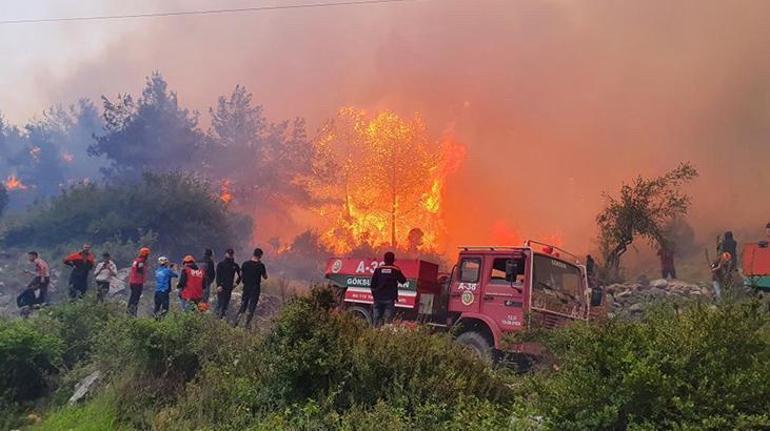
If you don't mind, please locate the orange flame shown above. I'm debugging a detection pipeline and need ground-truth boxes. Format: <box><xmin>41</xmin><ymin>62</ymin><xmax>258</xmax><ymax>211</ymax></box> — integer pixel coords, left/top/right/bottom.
<box><xmin>219</xmin><ymin>179</ymin><xmax>233</xmax><ymax>205</ymax></box>
<box><xmin>307</xmin><ymin>108</ymin><xmax>466</xmax><ymax>254</ymax></box>
<box><xmin>4</xmin><ymin>174</ymin><xmax>27</xmax><ymax>191</ymax></box>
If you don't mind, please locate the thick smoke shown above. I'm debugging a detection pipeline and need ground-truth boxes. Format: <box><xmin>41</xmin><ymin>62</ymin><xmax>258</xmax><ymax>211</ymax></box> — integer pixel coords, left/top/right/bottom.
<box><xmin>3</xmin><ymin>0</ymin><xmax>770</xmax><ymax>260</ymax></box>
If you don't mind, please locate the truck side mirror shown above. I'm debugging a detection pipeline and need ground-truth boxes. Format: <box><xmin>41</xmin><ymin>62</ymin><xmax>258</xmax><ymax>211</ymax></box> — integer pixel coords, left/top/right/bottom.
<box><xmin>506</xmin><ymin>260</ymin><xmax>523</xmax><ymax>293</ymax></box>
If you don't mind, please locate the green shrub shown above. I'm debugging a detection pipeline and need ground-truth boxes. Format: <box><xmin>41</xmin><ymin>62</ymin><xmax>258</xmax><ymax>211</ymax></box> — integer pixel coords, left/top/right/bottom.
<box><xmin>2</xmin><ymin>172</ymin><xmax>251</xmax><ymax>256</ymax></box>
<box><xmin>0</xmin><ymin>319</ymin><xmax>64</xmax><ymax>403</ymax></box>
<box><xmin>530</xmin><ymin>301</ymin><xmax>770</xmax><ymax>430</ymax></box>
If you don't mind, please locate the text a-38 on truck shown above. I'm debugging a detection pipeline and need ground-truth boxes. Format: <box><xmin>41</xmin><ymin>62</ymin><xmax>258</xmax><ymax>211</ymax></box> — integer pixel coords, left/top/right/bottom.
<box><xmin>324</xmin><ymin>240</ymin><xmax>608</xmax><ymax>365</ymax></box>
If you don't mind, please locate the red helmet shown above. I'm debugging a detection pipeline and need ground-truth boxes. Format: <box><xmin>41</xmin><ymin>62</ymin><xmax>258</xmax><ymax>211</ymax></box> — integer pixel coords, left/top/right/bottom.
<box><xmin>139</xmin><ymin>247</ymin><xmax>151</xmax><ymax>257</ymax></box>
<box><xmin>182</xmin><ymin>255</ymin><xmax>195</xmax><ymax>264</ymax></box>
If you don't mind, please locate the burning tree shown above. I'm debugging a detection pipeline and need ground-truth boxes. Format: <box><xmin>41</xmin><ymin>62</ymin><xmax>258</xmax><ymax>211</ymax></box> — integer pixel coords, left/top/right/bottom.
<box><xmin>596</xmin><ymin>162</ymin><xmax>699</xmax><ymax>281</ymax></box>
<box><xmin>304</xmin><ymin>108</ymin><xmax>464</xmax><ymax>253</ymax></box>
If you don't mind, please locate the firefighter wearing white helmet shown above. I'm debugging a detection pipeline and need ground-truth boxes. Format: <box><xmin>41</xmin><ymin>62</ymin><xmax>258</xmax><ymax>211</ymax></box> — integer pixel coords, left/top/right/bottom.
<box><xmin>154</xmin><ymin>256</ymin><xmax>178</xmax><ymax>318</ymax></box>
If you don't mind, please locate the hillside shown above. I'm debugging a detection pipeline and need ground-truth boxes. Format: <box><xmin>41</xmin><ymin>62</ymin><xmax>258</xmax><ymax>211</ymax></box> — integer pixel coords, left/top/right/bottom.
<box><xmin>2</xmin><ymin>286</ymin><xmax>770</xmax><ymax>430</ymax></box>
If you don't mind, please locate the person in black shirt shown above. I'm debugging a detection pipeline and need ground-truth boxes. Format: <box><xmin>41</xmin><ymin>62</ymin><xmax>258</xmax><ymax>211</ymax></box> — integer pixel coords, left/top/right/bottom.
<box><xmin>202</xmin><ymin>249</ymin><xmax>216</xmax><ymax>304</ymax></box>
<box><xmin>215</xmin><ymin>248</ymin><xmax>241</xmax><ymax>319</ymax></box>
<box><xmin>235</xmin><ymin>248</ymin><xmax>268</xmax><ymax>328</ymax></box>
<box><xmin>370</xmin><ymin>251</ymin><xmax>406</xmax><ymax>328</ymax></box>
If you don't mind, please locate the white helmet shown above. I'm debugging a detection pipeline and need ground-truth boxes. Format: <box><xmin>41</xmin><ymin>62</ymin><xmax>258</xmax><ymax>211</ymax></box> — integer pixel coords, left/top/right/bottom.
<box><xmin>158</xmin><ymin>256</ymin><xmax>169</xmax><ymax>265</ymax></box>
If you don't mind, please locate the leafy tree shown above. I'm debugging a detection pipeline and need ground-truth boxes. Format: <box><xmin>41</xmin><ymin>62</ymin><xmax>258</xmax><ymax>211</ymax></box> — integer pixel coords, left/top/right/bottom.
<box><xmin>0</xmin><ymin>184</ymin><xmax>7</xmax><ymax>217</ymax></box>
<box><xmin>204</xmin><ymin>85</ymin><xmax>311</xmax><ymax>214</ymax></box>
<box><xmin>2</xmin><ymin>172</ymin><xmax>251</xmax><ymax>256</ymax></box>
<box><xmin>596</xmin><ymin>162</ymin><xmax>698</xmax><ymax>281</ymax></box>
<box><xmin>89</xmin><ymin>72</ymin><xmax>204</xmax><ymax>181</ymax></box>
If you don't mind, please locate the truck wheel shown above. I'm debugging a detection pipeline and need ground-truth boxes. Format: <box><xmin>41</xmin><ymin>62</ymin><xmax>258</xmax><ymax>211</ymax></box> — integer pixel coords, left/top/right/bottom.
<box><xmin>456</xmin><ymin>331</ymin><xmax>493</xmax><ymax>363</ymax></box>
<box><xmin>347</xmin><ymin>305</ymin><xmax>372</xmax><ymax>325</ymax></box>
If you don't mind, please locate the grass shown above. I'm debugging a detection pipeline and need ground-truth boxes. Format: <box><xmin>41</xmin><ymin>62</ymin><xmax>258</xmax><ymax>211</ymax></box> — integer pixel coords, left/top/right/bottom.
<box><xmin>30</xmin><ymin>392</ymin><xmax>134</xmax><ymax>431</ymax></box>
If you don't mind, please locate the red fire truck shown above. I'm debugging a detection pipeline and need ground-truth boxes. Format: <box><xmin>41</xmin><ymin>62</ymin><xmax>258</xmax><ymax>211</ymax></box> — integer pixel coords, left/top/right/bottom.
<box><xmin>324</xmin><ymin>240</ymin><xmax>606</xmax><ymax>362</ymax></box>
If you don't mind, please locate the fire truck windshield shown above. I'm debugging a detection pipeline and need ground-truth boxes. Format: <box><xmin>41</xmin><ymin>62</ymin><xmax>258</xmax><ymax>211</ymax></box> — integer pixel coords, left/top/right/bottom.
<box><xmin>532</xmin><ymin>254</ymin><xmax>584</xmax><ymax>315</ymax></box>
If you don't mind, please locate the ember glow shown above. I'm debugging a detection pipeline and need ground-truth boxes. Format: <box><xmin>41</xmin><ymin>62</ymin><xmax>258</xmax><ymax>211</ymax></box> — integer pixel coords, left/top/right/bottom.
<box><xmin>61</xmin><ymin>152</ymin><xmax>74</xmax><ymax>163</ymax></box>
<box><xmin>4</xmin><ymin>174</ymin><xmax>28</xmax><ymax>191</ymax></box>
<box><xmin>305</xmin><ymin>108</ymin><xmax>466</xmax><ymax>254</ymax></box>
<box><xmin>219</xmin><ymin>179</ymin><xmax>233</xmax><ymax>206</ymax></box>
<box><xmin>29</xmin><ymin>146</ymin><xmax>41</xmax><ymax>161</ymax></box>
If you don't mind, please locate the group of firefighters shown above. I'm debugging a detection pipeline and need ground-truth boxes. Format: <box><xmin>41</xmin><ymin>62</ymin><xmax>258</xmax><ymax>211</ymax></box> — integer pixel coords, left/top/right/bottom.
<box><xmin>18</xmin><ymin>245</ymin><xmax>268</xmax><ymax>327</ymax></box>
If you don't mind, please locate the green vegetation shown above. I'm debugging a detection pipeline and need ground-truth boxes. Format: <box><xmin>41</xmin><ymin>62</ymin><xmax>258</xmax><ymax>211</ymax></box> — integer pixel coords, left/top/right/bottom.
<box><xmin>1</xmin><ymin>171</ymin><xmax>251</xmax><ymax>257</ymax></box>
<box><xmin>2</xmin><ymin>290</ymin><xmax>770</xmax><ymax>430</ymax></box>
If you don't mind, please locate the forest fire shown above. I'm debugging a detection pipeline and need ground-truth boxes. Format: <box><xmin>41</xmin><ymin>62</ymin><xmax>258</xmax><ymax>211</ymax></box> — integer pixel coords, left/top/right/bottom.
<box><xmin>305</xmin><ymin>108</ymin><xmax>466</xmax><ymax>254</ymax></box>
<box><xmin>4</xmin><ymin>174</ymin><xmax>28</xmax><ymax>191</ymax></box>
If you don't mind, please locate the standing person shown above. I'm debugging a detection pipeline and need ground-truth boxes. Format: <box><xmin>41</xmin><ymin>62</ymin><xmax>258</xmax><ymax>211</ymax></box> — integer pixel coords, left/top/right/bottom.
<box><xmin>93</xmin><ymin>252</ymin><xmax>118</xmax><ymax>303</ymax></box>
<box><xmin>201</xmin><ymin>249</ymin><xmax>216</xmax><ymax>304</ymax></box>
<box><xmin>711</xmin><ymin>251</ymin><xmax>732</xmax><ymax>301</ymax></box>
<box><xmin>369</xmin><ymin>251</ymin><xmax>406</xmax><ymax>328</ymax></box>
<box><xmin>657</xmin><ymin>244</ymin><xmax>676</xmax><ymax>280</ymax></box>
<box><xmin>127</xmin><ymin>247</ymin><xmax>151</xmax><ymax>316</ymax></box>
<box><xmin>719</xmin><ymin>231</ymin><xmax>738</xmax><ymax>272</ymax></box>
<box><xmin>215</xmin><ymin>248</ymin><xmax>241</xmax><ymax>319</ymax></box>
<box><xmin>22</xmin><ymin>251</ymin><xmax>50</xmax><ymax>306</ymax></box>
<box><xmin>235</xmin><ymin>248</ymin><xmax>268</xmax><ymax>328</ymax></box>
<box><xmin>63</xmin><ymin>244</ymin><xmax>95</xmax><ymax>299</ymax></box>
<box><xmin>177</xmin><ymin>255</ymin><xmax>206</xmax><ymax>311</ymax></box>
<box><xmin>154</xmin><ymin>256</ymin><xmax>178</xmax><ymax>318</ymax></box>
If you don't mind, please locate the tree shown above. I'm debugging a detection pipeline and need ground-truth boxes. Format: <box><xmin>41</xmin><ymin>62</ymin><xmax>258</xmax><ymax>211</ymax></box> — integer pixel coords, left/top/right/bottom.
<box><xmin>304</xmin><ymin>108</ymin><xmax>446</xmax><ymax>252</ymax></box>
<box><xmin>89</xmin><ymin>72</ymin><xmax>204</xmax><ymax>181</ymax></box>
<box><xmin>0</xmin><ymin>184</ymin><xmax>7</xmax><ymax>217</ymax></box>
<box><xmin>596</xmin><ymin>162</ymin><xmax>698</xmax><ymax>281</ymax></box>
<box><xmin>204</xmin><ymin>85</ymin><xmax>310</xmax><ymax>214</ymax></box>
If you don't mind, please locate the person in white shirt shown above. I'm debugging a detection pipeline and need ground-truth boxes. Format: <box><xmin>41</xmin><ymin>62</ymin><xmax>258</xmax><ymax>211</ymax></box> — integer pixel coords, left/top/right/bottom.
<box><xmin>94</xmin><ymin>252</ymin><xmax>118</xmax><ymax>303</ymax></box>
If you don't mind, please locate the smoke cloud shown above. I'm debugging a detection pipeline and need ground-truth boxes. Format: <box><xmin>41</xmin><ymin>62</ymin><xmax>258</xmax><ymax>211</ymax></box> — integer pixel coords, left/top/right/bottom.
<box><xmin>3</xmin><ymin>0</ymin><xmax>770</xmax><ymax>259</ymax></box>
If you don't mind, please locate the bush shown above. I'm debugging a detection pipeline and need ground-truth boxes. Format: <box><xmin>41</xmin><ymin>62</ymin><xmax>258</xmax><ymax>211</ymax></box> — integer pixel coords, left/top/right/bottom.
<box><xmin>2</xmin><ymin>172</ymin><xmax>251</xmax><ymax>256</ymax></box>
<box><xmin>530</xmin><ymin>301</ymin><xmax>770</xmax><ymax>430</ymax></box>
<box><xmin>0</xmin><ymin>319</ymin><xmax>63</xmax><ymax>403</ymax></box>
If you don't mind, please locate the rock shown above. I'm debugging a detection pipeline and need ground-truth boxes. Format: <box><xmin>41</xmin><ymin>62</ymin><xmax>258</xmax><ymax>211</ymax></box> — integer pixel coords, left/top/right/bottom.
<box><xmin>646</xmin><ymin>287</ymin><xmax>667</xmax><ymax>297</ymax></box>
<box><xmin>69</xmin><ymin>370</ymin><xmax>101</xmax><ymax>405</ymax></box>
<box><xmin>615</xmin><ymin>290</ymin><xmax>632</xmax><ymax>298</ymax></box>
<box><xmin>629</xmin><ymin>303</ymin><xmax>644</xmax><ymax>313</ymax></box>
<box><xmin>650</xmin><ymin>279</ymin><xmax>668</xmax><ymax>288</ymax></box>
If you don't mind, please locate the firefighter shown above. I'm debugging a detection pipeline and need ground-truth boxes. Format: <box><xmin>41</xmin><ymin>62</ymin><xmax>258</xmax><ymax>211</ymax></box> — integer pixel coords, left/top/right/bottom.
<box><xmin>369</xmin><ymin>251</ymin><xmax>406</xmax><ymax>328</ymax></box>
<box><xmin>215</xmin><ymin>248</ymin><xmax>241</xmax><ymax>319</ymax></box>
<box><xmin>127</xmin><ymin>247</ymin><xmax>152</xmax><ymax>316</ymax></box>
<box><xmin>63</xmin><ymin>244</ymin><xmax>95</xmax><ymax>299</ymax></box>
<box><xmin>154</xmin><ymin>256</ymin><xmax>178</xmax><ymax>318</ymax></box>
<box><xmin>719</xmin><ymin>231</ymin><xmax>738</xmax><ymax>272</ymax></box>
<box><xmin>178</xmin><ymin>255</ymin><xmax>206</xmax><ymax>311</ymax></box>
<box><xmin>234</xmin><ymin>248</ymin><xmax>267</xmax><ymax>328</ymax></box>
<box><xmin>201</xmin><ymin>248</ymin><xmax>216</xmax><ymax>304</ymax></box>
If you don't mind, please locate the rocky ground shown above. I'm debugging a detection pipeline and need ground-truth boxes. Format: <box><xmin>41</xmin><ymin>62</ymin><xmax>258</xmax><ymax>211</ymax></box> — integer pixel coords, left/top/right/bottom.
<box><xmin>605</xmin><ymin>277</ymin><xmax>716</xmax><ymax>319</ymax></box>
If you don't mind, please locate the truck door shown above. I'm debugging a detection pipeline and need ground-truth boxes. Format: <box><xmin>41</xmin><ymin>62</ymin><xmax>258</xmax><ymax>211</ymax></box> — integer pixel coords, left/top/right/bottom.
<box><xmin>481</xmin><ymin>254</ymin><xmax>527</xmax><ymax>331</ymax></box>
<box><xmin>449</xmin><ymin>255</ymin><xmax>483</xmax><ymax>313</ymax></box>
<box><xmin>529</xmin><ymin>254</ymin><xmax>588</xmax><ymax>329</ymax></box>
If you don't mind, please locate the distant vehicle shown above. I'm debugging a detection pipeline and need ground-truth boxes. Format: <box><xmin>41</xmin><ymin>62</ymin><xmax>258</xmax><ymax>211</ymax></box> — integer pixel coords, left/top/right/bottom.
<box><xmin>324</xmin><ymin>240</ymin><xmax>607</xmax><ymax>363</ymax></box>
<box><xmin>742</xmin><ymin>241</ymin><xmax>770</xmax><ymax>291</ymax></box>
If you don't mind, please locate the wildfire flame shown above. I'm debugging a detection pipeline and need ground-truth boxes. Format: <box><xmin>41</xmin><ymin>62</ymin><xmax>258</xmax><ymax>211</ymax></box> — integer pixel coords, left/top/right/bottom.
<box><xmin>307</xmin><ymin>108</ymin><xmax>466</xmax><ymax>254</ymax></box>
<box><xmin>4</xmin><ymin>174</ymin><xmax>27</xmax><ymax>191</ymax></box>
<box><xmin>219</xmin><ymin>179</ymin><xmax>234</xmax><ymax>205</ymax></box>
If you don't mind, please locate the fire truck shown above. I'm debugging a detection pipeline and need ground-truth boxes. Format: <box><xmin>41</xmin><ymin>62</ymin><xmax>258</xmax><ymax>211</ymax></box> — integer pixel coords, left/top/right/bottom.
<box><xmin>324</xmin><ymin>240</ymin><xmax>606</xmax><ymax>362</ymax></box>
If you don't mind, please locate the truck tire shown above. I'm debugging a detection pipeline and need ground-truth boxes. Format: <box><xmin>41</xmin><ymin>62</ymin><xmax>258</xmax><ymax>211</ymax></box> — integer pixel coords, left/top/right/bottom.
<box><xmin>347</xmin><ymin>305</ymin><xmax>372</xmax><ymax>325</ymax></box>
<box><xmin>456</xmin><ymin>331</ymin><xmax>493</xmax><ymax>363</ymax></box>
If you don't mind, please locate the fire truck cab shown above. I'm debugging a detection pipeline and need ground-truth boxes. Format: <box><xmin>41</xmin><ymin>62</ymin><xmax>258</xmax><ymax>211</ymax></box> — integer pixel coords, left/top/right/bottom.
<box><xmin>324</xmin><ymin>240</ymin><xmax>601</xmax><ymax>362</ymax></box>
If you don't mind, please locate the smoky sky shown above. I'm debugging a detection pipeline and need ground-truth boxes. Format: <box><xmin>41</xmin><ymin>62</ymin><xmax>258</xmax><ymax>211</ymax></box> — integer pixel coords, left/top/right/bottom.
<box><xmin>2</xmin><ymin>0</ymin><xmax>770</xmax><ymax>254</ymax></box>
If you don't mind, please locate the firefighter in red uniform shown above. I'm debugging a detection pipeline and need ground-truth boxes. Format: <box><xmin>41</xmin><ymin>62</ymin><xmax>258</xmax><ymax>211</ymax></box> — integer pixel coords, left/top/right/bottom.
<box><xmin>178</xmin><ymin>255</ymin><xmax>207</xmax><ymax>311</ymax></box>
<box><xmin>127</xmin><ymin>247</ymin><xmax>151</xmax><ymax>316</ymax></box>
